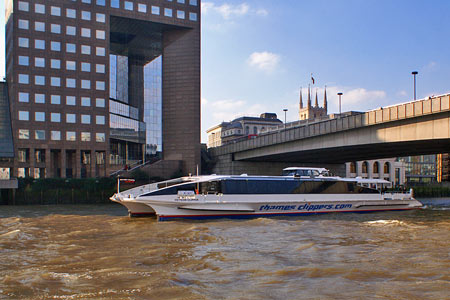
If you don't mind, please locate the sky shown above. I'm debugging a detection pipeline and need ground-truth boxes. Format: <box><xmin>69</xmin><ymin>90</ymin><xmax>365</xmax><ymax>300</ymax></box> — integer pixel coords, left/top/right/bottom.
<box><xmin>1</xmin><ymin>0</ymin><xmax>450</xmax><ymax>143</ymax></box>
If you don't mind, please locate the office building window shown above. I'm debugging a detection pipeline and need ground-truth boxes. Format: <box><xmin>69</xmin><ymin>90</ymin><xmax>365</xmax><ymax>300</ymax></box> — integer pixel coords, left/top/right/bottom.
<box><xmin>35</xmin><ymin>21</ymin><xmax>45</xmax><ymax>32</ymax></box>
<box><xmin>19</xmin><ymin>129</ymin><xmax>30</xmax><ymax>139</ymax></box>
<box><xmin>35</xmin><ymin>112</ymin><xmax>45</xmax><ymax>122</ymax></box>
<box><xmin>18</xmin><ymin>56</ymin><xmax>29</xmax><ymax>66</ymax></box>
<box><xmin>164</xmin><ymin>8</ymin><xmax>172</xmax><ymax>17</ymax></box>
<box><xmin>96</xmin><ymin>133</ymin><xmax>105</xmax><ymax>142</ymax></box>
<box><xmin>82</xmin><ymin>0</ymin><xmax>91</xmax><ymax>3</ymax></box>
<box><xmin>81</xmin><ymin>11</ymin><xmax>91</xmax><ymax>20</ymax></box>
<box><xmin>51</xmin><ymin>113</ymin><xmax>61</xmax><ymax>122</ymax></box>
<box><xmin>51</xmin><ymin>24</ymin><xmax>61</xmax><ymax>34</ymax></box>
<box><xmin>189</xmin><ymin>12</ymin><xmax>197</xmax><ymax>21</ymax></box>
<box><xmin>67</xmin><ymin>9</ymin><xmax>76</xmax><ymax>18</ymax></box>
<box><xmin>81</xmin><ymin>97</ymin><xmax>91</xmax><ymax>106</ymax></box>
<box><xmin>51</xmin><ymin>41</ymin><xmax>61</xmax><ymax>51</ymax></box>
<box><xmin>81</xmin><ymin>62</ymin><xmax>91</xmax><ymax>72</ymax></box>
<box><xmin>96</xmin><ymin>98</ymin><xmax>105</xmax><ymax>107</ymax></box>
<box><xmin>96</xmin><ymin>13</ymin><xmax>106</xmax><ymax>22</ymax></box>
<box><xmin>35</xmin><ymin>39</ymin><xmax>45</xmax><ymax>49</ymax></box>
<box><xmin>18</xmin><ymin>37</ymin><xmax>29</xmax><ymax>48</ymax></box>
<box><xmin>66</xmin><ymin>78</ymin><xmax>76</xmax><ymax>88</ymax></box>
<box><xmin>66</xmin><ymin>26</ymin><xmax>76</xmax><ymax>36</ymax></box>
<box><xmin>81</xmin><ymin>28</ymin><xmax>91</xmax><ymax>38</ymax></box>
<box><xmin>66</xmin><ymin>131</ymin><xmax>76</xmax><ymax>141</ymax></box>
<box><xmin>50</xmin><ymin>77</ymin><xmax>61</xmax><ymax>87</ymax></box>
<box><xmin>51</xmin><ymin>131</ymin><xmax>61</xmax><ymax>141</ymax></box>
<box><xmin>138</xmin><ymin>3</ymin><xmax>147</xmax><ymax>13</ymax></box>
<box><xmin>189</xmin><ymin>0</ymin><xmax>197</xmax><ymax>5</ymax></box>
<box><xmin>81</xmin><ymin>80</ymin><xmax>91</xmax><ymax>89</ymax></box>
<box><xmin>96</xmin><ymin>47</ymin><xmax>105</xmax><ymax>56</ymax></box>
<box><xmin>19</xmin><ymin>111</ymin><xmax>29</xmax><ymax>121</ymax></box>
<box><xmin>35</xmin><ymin>75</ymin><xmax>45</xmax><ymax>86</ymax></box>
<box><xmin>97</xmin><ymin>0</ymin><xmax>106</xmax><ymax>6</ymax></box>
<box><xmin>178</xmin><ymin>0</ymin><xmax>185</xmax><ymax>3</ymax></box>
<box><xmin>51</xmin><ymin>6</ymin><xmax>61</xmax><ymax>16</ymax></box>
<box><xmin>96</xmin><ymin>30</ymin><xmax>105</xmax><ymax>39</ymax></box>
<box><xmin>177</xmin><ymin>11</ymin><xmax>185</xmax><ymax>19</ymax></box>
<box><xmin>18</xmin><ymin>19</ymin><xmax>29</xmax><ymax>30</ymax></box>
<box><xmin>81</xmin><ymin>115</ymin><xmax>91</xmax><ymax>124</ymax></box>
<box><xmin>35</xmin><ymin>3</ymin><xmax>45</xmax><ymax>14</ymax></box>
<box><xmin>66</xmin><ymin>96</ymin><xmax>76</xmax><ymax>106</ymax></box>
<box><xmin>96</xmin><ymin>64</ymin><xmax>105</xmax><ymax>73</ymax></box>
<box><xmin>51</xmin><ymin>95</ymin><xmax>61</xmax><ymax>104</ymax></box>
<box><xmin>151</xmin><ymin>6</ymin><xmax>160</xmax><ymax>14</ymax></box>
<box><xmin>124</xmin><ymin>1</ymin><xmax>133</xmax><ymax>10</ymax></box>
<box><xmin>18</xmin><ymin>74</ymin><xmax>29</xmax><ymax>84</ymax></box>
<box><xmin>66</xmin><ymin>114</ymin><xmax>76</xmax><ymax>123</ymax></box>
<box><xmin>35</xmin><ymin>57</ymin><xmax>45</xmax><ymax>67</ymax></box>
<box><xmin>18</xmin><ymin>92</ymin><xmax>29</xmax><ymax>103</ymax></box>
<box><xmin>66</xmin><ymin>43</ymin><xmax>76</xmax><ymax>53</ymax></box>
<box><xmin>35</xmin><ymin>130</ymin><xmax>45</xmax><ymax>140</ymax></box>
<box><xmin>18</xmin><ymin>1</ymin><xmax>29</xmax><ymax>12</ymax></box>
<box><xmin>35</xmin><ymin>93</ymin><xmax>45</xmax><ymax>104</ymax></box>
<box><xmin>96</xmin><ymin>81</ymin><xmax>105</xmax><ymax>90</ymax></box>
<box><xmin>96</xmin><ymin>115</ymin><xmax>105</xmax><ymax>125</ymax></box>
<box><xmin>81</xmin><ymin>132</ymin><xmax>91</xmax><ymax>141</ymax></box>
<box><xmin>51</xmin><ymin>59</ymin><xmax>61</xmax><ymax>69</ymax></box>
<box><xmin>81</xmin><ymin>45</ymin><xmax>91</xmax><ymax>54</ymax></box>
<box><xmin>66</xmin><ymin>61</ymin><xmax>76</xmax><ymax>71</ymax></box>
<box><xmin>111</xmin><ymin>0</ymin><xmax>120</xmax><ymax>8</ymax></box>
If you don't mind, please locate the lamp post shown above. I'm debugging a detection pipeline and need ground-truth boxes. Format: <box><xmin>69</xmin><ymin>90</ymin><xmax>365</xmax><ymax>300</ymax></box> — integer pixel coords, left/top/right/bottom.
<box><xmin>337</xmin><ymin>92</ymin><xmax>343</xmax><ymax>116</ymax></box>
<box><xmin>412</xmin><ymin>71</ymin><xmax>418</xmax><ymax>100</ymax></box>
<box><xmin>283</xmin><ymin>109</ymin><xmax>288</xmax><ymax>129</ymax></box>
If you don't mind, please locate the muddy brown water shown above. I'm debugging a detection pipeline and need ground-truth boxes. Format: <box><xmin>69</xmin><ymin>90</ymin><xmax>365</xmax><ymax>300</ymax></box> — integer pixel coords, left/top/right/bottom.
<box><xmin>0</xmin><ymin>204</ymin><xmax>448</xmax><ymax>299</ymax></box>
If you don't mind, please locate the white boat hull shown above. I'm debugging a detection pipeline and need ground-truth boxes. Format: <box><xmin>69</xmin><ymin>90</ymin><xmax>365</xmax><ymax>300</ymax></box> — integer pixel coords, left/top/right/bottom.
<box><xmin>111</xmin><ymin>193</ymin><xmax>423</xmax><ymax>221</ymax></box>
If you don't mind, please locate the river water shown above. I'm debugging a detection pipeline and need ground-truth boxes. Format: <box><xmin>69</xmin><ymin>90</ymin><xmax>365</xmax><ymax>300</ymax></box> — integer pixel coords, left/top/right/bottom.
<box><xmin>0</xmin><ymin>203</ymin><xmax>448</xmax><ymax>300</ymax></box>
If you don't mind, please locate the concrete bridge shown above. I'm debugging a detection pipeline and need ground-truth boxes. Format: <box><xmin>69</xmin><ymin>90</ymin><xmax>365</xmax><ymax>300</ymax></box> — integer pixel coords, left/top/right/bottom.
<box><xmin>209</xmin><ymin>94</ymin><xmax>450</xmax><ymax>175</ymax></box>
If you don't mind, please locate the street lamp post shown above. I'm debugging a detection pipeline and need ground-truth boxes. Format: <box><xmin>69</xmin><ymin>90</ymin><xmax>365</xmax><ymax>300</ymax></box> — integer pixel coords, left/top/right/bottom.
<box><xmin>412</xmin><ymin>71</ymin><xmax>418</xmax><ymax>100</ymax></box>
<box><xmin>283</xmin><ymin>109</ymin><xmax>288</xmax><ymax>129</ymax></box>
<box><xmin>337</xmin><ymin>92</ymin><xmax>343</xmax><ymax>116</ymax></box>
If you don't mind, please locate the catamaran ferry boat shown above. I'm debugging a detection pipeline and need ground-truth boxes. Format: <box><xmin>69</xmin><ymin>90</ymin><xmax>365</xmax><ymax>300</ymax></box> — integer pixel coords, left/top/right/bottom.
<box><xmin>110</xmin><ymin>168</ymin><xmax>423</xmax><ymax>221</ymax></box>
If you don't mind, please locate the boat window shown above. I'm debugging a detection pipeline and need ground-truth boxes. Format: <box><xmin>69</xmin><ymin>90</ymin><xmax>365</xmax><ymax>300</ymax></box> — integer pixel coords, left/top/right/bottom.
<box><xmin>142</xmin><ymin>183</ymin><xmax>197</xmax><ymax>196</ymax></box>
<box><xmin>200</xmin><ymin>180</ymin><xmax>222</xmax><ymax>194</ymax></box>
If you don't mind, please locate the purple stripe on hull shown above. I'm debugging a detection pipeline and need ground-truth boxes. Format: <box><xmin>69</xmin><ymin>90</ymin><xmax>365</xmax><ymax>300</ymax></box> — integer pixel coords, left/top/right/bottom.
<box><xmin>157</xmin><ymin>208</ymin><xmax>421</xmax><ymax>221</ymax></box>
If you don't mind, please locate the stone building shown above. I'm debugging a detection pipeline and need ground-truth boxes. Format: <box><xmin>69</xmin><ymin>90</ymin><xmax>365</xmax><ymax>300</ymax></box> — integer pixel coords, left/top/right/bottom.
<box><xmin>298</xmin><ymin>86</ymin><xmax>328</xmax><ymax>121</ymax></box>
<box><xmin>206</xmin><ymin>113</ymin><xmax>282</xmax><ymax>148</ymax></box>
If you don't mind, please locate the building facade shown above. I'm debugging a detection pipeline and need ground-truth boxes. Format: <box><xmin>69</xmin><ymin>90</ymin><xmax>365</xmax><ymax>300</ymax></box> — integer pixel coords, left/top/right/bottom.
<box><xmin>346</xmin><ymin>159</ymin><xmax>406</xmax><ymax>187</ymax></box>
<box><xmin>206</xmin><ymin>113</ymin><xmax>282</xmax><ymax>148</ymax></box>
<box><xmin>4</xmin><ymin>0</ymin><xmax>201</xmax><ymax>178</ymax></box>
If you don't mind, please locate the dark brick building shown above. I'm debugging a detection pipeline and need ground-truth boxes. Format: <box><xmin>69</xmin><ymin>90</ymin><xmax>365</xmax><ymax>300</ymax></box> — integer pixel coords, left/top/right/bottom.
<box><xmin>4</xmin><ymin>0</ymin><xmax>200</xmax><ymax>178</ymax></box>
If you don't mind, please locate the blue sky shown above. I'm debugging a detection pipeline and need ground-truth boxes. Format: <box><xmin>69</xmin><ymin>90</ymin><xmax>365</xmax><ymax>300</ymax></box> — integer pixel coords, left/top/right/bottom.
<box><xmin>1</xmin><ymin>1</ymin><xmax>449</xmax><ymax>143</ymax></box>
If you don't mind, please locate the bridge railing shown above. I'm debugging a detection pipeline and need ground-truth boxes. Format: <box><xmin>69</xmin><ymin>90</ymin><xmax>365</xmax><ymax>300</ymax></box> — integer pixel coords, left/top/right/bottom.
<box><xmin>211</xmin><ymin>94</ymin><xmax>450</xmax><ymax>156</ymax></box>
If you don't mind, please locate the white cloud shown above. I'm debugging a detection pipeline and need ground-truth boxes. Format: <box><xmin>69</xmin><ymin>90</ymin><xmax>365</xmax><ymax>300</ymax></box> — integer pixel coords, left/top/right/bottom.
<box><xmin>256</xmin><ymin>8</ymin><xmax>269</xmax><ymax>17</ymax></box>
<box><xmin>423</xmin><ymin>61</ymin><xmax>437</xmax><ymax>72</ymax></box>
<box><xmin>247</xmin><ymin>51</ymin><xmax>281</xmax><ymax>73</ymax></box>
<box><xmin>202</xmin><ymin>2</ymin><xmax>267</xmax><ymax>19</ymax></box>
<box><xmin>324</xmin><ymin>86</ymin><xmax>387</xmax><ymax>112</ymax></box>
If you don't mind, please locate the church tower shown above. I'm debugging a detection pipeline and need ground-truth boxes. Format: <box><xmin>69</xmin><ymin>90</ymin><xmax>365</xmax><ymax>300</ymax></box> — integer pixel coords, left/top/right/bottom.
<box><xmin>298</xmin><ymin>85</ymin><xmax>328</xmax><ymax>121</ymax></box>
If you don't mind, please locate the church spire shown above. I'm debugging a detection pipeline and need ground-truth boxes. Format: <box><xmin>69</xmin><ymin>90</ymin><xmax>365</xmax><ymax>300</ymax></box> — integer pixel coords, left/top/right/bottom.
<box><xmin>307</xmin><ymin>85</ymin><xmax>311</xmax><ymax>108</ymax></box>
<box><xmin>323</xmin><ymin>85</ymin><xmax>328</xmax><ymax>113</ymax></box>
<box><xmin>315</xmin><ymin>89</ymin><xmax>319</xmax><ymax>107</ymax></box>
<box><xmin>299</xmin><ymin>87</ymin><xmax>303</xmax><ymax>109</ymax></box>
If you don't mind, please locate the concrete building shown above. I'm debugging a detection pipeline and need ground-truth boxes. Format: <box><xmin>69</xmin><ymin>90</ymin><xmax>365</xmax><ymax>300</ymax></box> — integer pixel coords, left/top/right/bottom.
<box><xmin>4</xmin><ymin>0</ymin><xmax>201</xmax><ymax>178</ymax></box>
<box><xmin>206</xmin><ymin>113</ymin><xmax>282</xmax><ymax>148</ymax></box>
